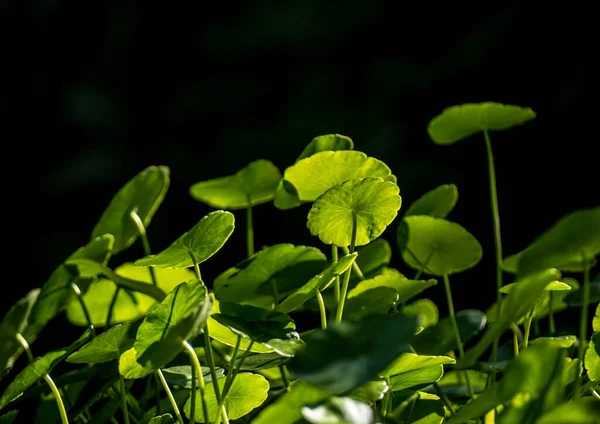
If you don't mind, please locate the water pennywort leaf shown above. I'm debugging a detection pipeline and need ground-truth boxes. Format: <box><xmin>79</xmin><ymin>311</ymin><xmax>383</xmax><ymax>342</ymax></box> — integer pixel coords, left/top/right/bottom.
<box><xmin>405</xmin><ymin>183</ymin><xmax>459</xmax><ymax>218</ymax></box>
<box><xmin>67</xmin><ymin>320</ymin><xmax>141</xmax><ymax>364</ymax></box>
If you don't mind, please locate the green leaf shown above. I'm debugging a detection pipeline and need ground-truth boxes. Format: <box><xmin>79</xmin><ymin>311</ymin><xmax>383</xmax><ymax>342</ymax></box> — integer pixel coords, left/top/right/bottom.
<box><xmin>161</xmin><ymin>365</ymin><xmax>224</xmax><ymax>388</ymax></box>
<box><xmin>405</xmin><ymin>184</ymin><xmax>459</xmax><ymax>218</ymax></box>
<box><xmin>534</xmin><ymin>397</ymin><xmax>600</xmax><ymax>424</ymax></box>
<box><xmin>0</xmin><ymin>411</ymin><xmax>18</xmax><ymax>424</ymax></box>
<box><xmin>565</xmin><ymin>281</ymin><xmax>600</xmax><ymax>306</ymax></box>
<box><xmin>402</xmin><ymin>299</ymin><xmax>439</xmax><ymax>329</ymax></box>
<box><xmin>27</xmin><ymin>235</ymin><xmax>114</xmax><ymax>338</ymax></box>
<box><xmin>147</xmin><ymin>414</ymin><xmax>175</xmax><ymax>424</ymax></box>
<box><xmin>276</xmin><ymin>253</ymin><xmax>357</xmax><ymax>313</ymax></box>
<box><xmin>134</xmin><ymin>280</ymin><xmax>212</xmax><ymax>370</ymax></box>
<box><xmin>594</xmin><ymin>303</ymin><xmax>600</xmax><ymax>332</ymax></box>
<box><xmin>189</xmin><ymin>159</ymin><xmax>281</xmax><ymax>209</ymax></box>
<box><xmin>585</xmin><ymin>334</ymin><xmax>600</xmax><ymax>382</ymax></box>
<box><xmin>252</xmin><ymin>381</ymin><xmax>332</xmax><ymax>424</ymax></box>
<box><xmin>353</xmin><ymin>238</ymin><xmax>392</xmax><ymax>280</ymax></box>
<box><xmin>288</xmin><ymin>314</ymin><xmax>418</xmax><ymax>393</ymax></box>
<box><xmin>184</xmin><ymin>374</ymin><xmax>269</xmax><ymax>422</ymax></box>
<box><xmin>448</xmin><ymin>341</ymin><xmax>565</xmax><ymax>424</ymax></box>
<box><xmin>214</xmin><ymin>244</ymin><xmax>327</xmax><ymax>308</ymax></box>
<box><xmin>529</xmin><ymin>335</ymin><xmax>577</xmax><ymax>349</ymax></box>
<box><xmin>348</xmin><ymin>379</ymin><xmax>389</xmax><ymax>403</ymax></box>
<box><xmin>119</xmin><ymin>347</ymin><xmax>153</xmax><ymax>379</ymax></box>
<box><xmin>397</xmin><ymin>216</ymin><xmax>482</xmax><ymax>276</ymax></box>
<box><xmin>344</xmin><ymin>287</ymin><xmax>399</xmax><ymax>320</ymax></box>
<box><xmin>381</xmin><ymin>353</ymin><xmax>455</xmax><ymax>378</ymax></box>
<box><xmin>517</xmin><ymin>207</ymin><xmax>600</xmax><ymax>276</ymax></box>
<box><xmin>389</xmin><ymin>366</ymin><xmax>445</xmax><ymax>392</ymax></box>
<box><xmin>392</xmin><ymin>391</ymin><xmax>446</xmax><ymax>424</ymax></box>
<box><xmin>297</xmin><ymin>134</ymin><xmax>354</xmax><ymax>162</ymax></box>
<box><xmin>65</xmin><ymin>264</ymin><xmax>194</xmax><ymax>327</ymax></box>
<box><xmin>135</xmin><ymin>211</ymin><xmax>235</xmax><ymax>268</ymax></box>
<box><xmin>427</xmin><ymin>102</ymin><xmax>536</xmax><ymax>145</ymax></box>
<box><xmin>458</xmin><ymin>268</ymin><xmax>561</xmax><ymax>369</ymax></box>
<box><xmin>438</xmin><ymin>370</ymin><xmax>489</xmax><ymax>397</ymax></box>
<box><xmin>500</xmin><ymin>279</ymin><xmax>571</xmax><ymax>294</ymax></box>
<box><xmin>412</xmin><ymin>310</ymin><xmax>486</xmax><ymax>355</ymax></box>
<box><xmin>91</xmin><ymin>165</ymin><xmax>170</xmax><ymax>254</ymax></box>
<box><xmin>302</xmin><ymin>396</ymin><xmax>373</xmax><ymax>424</ymax></box>
<box><xmin>308</xmin><ymin>177</ymin><xmax>401</xmax><ymax>247</ymax></box>
<box><xmin>282</xmin><ymin>150</ymin><xmax>395</xmax><ymax>203</ymax></box>
<box><xmin>0</xmin><ymin>289</ymin><xmax>39</xmax><ymax>376</ymax></box>
<box><xmin>0</xmin><ymin>329</ymin><xmax>92</xmax><ymax>410</ymax></box>
<box><xmin>235</xmin><ymin>352</ymin><xmax>289</xmax><ymax>371</ymax></box>
<box><xmin>67</xmin><ymin>321</ymin><xmax>141</xmax><ymax>364</ymax></box>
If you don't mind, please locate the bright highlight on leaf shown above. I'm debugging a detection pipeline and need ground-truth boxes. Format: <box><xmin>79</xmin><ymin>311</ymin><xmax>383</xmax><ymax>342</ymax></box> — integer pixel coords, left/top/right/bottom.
<box><xmin>135</xmin><ymin>210</ymin><xmax>235</xmax><ymax>268</ymax></box>
<box><xmin>427</xmin><ymin>102</ymin><xmax>536</xmax><ymax>145</ymax></box>
<box><xmin>190</xmin><ymin>159</ymin><xmax>281</xmax><ymax>209</ymax></box>
<box><xmin>307</xmin><ymin>177</ymin><xmax>401</xmax><ymax>247</ymax></box>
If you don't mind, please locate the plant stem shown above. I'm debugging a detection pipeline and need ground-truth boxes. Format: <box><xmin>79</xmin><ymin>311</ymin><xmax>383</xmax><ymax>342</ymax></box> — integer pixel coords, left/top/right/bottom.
<box><xmin>16</xmin><ymin>333</ymin><xmax>69</xmax><ymax>424</ymax></box>
<box><xmin>442</xmin><ymin>274</ymin><xmax>474</xmax><ymax>399</ymax></box>
<box><xmin>548</xmin><ymin>291</ymin><xmax>556</xmax><ymax>334</ymax></box>
<box><xmin>408</xmin><ymin>344</ymin><xmax>455</xmax><ymax>414</ymax></box>
<box><xmin>156</xmin><ymin>370</ymin><xmax>184</xmax><ymax>424</ymax></box>
<box><xmin>331</xmin><ymin>245</ymin><xmax>340</xmax><ymax>304</ymax></box>
<box><xmin>335</xmin><ymin>212</ymin><xmax>358</xmax><ymax>323</ymax></box>
<box><xmin>70</xmin><ymin>281</ymin><xmax>95</xmax><ymax>336</ymax></box>
<box><xmin>130</xmin><ymin>210</ymin><xmax>159</xmax><ymax>287</ymax></box>
<box><xmin>215</xmin><ymin>341</ymin><xmax>254</xmax><ymax>424</ymax></box>
<box><xmin>523</xmin><ymin>308</ymin><xmax>535</xmax><ymax>349</ymax></box>
<box><xmin>106</xmin><ymin>287</ymin><xmax>121</xmax><ymax>327</ymax></box>
<box><xmin>381</xmin><ymin>376</ymin><xmax>391</xmax><ymax>418</ymax></box>
<box><xmin>246</xmin><ymin>197</ymin><xmax>254</xmax><ymax>257</ymax></box>
<box><xmin>119</xmin><ymin>375</ymin><xmax>131</xmax><ymax>424</ymax></box>
<box><xmin>279</xmin><ymin>365</ymin><xmax>290</xmax><ymax>390</ymax></box>
<box><xmin>223</xmin><ymin>336</ymin><xmax>242</xmax><ymax>400</ymax></box>
<box><xmin>204</xmin><ymin>325</ymin><xmax>222</xmax><ymax>405</ymax></box>
<box><xmin>341</xmin><ymin>246</ymin><xmax>364</xmax><ymax>280</ymax></box>
<box><xmin>579</xmin><ymin>258</ymin><xmax>591</xmax><ymax>362</ymax></box>
<box><xmin>183</xmin><ymin>341</ymin><xmax>209</xmax><ymax>424</ymax></box>
<box><xmin>315</xmin><ymin>290</ymin><xmax>327</xmax><ymax>330</ymax></box>
<box><xmin>483</xmin><ymin>129</ymin><xmax>504</xmax><ymax>368</ymax></box>
<box><xmin>513</xmin><ymin>329</ymin><xmax>519</xmax><ymax>357</ymax></box>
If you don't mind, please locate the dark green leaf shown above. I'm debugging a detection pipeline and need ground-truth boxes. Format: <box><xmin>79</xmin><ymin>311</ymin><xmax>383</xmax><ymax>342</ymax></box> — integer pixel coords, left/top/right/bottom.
<box><xmin>405</xmin><ymin>184</ymin><xmax>459</xmax><ymax>218</ymax></box>
<box><xmin>403</xmin><ymin>299</ymin><xmax>439</xmax><ymax>329</ymax></box>
<box><xmin>565</xmin><ymin>281</ymin><xmax>600</xmax><ymax>306</ymax></box>
<box><xmin>147</xmin><ymin>414</ymin><xmax>175</xmax><ymax>424</ymax></box>
<box><xmin>189</xmin><ymin>160</ymin><xmax>281</xmax><ymax>209</ymax></box>
<box><xmin>308</xmin><ymin>177</ymin><xmax>401</xmax><ymax>247</ymax></box>
<box><xmin>348</xmin><ymin>379</ymin><xmax>389</xmax><ymax>403</ymax></box>
<box><xmin>235</xmin><ymin>352</ymin><xmax>289</xmax><ymax>371</ymax></box>
<box><xmin>0</xmin><ymin>411</ymin><xmax>18</xmax><ymax>424</ymax></box>
<box><xmin>288</xmin><ymin>314</ymin><xmax>418</xmax><ymax>393</ymax></box>
<box><xmin>67</xmin><ymin>321</ymin><xmax>141</xmax><ymax>364</ymax></box>
<box><xmin>344</xmin><ymin>287</ymin><xmax>398</xmax><ymax>320</ymax></box>
<box><xmin>161</xmin><ymin>366</ymin><xmax>224</xmax><ymax>388</ymax></box>
<box><xmin>297</xmin><ymin>134</ymin><xmax>354</xmax><ymax>162</ymax></box>
<box><xmin>392</xmin><ymin>391</ymin><xmax>446</xmax><ymax>424</ymax></box>
<box><xmin>534</xmin><ymin>397</ymin><xmax>600</xmax><ymax>424</ymax></box>
<box><xmin>91</xmin><ymin>165</ymin><xmax>170</xmax><ymax>254</ymax></box>
<box><xmin>381</xmin><ymin>353</ymin><xmax>455</xmax><ymax>378</ymax></box>
<box><xmin>427</xmin><ymin>102</ymin><xmax>536</xmax><ymax>145</ymax></box>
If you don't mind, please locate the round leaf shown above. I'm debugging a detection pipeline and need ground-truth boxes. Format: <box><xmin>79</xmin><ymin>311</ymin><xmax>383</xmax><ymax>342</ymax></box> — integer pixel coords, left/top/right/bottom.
<box><xmin>397</xmin><ymin>215</ymin><xmax>482</xmax><ymax>276</ymax></box>
<box><xmin>135</xmin><ymin>210</ymin><xmax>235</xmax><ymax>268</ymax></box>
<box><xmin>344</xmin><ymin>287</ymin><xmax>399</xmax><ymax>320</ymax></box>
<box><xmin>308</xmin><ymin>178</ymin><xmax>401</xmax><ymax>247</ymax></box>
<box><xmin>189</xmin><ymin>159</ymin><xmax>281</xmax><ymax>209</ymax></box>
<box><xmin>427</xmin><ymin>102</ymin><xmax>536</xmax><ymax>145</ymax></box>
<box><xmin>92</xmin><ymin>165</ymin><xmax>170</xmax><ymax>254</ymax></box>
<box><xmin>67</xmin><ymin>320</ymin><xmax>141</xmax><ymax>364</ymax></box>
<box><xmin>405</xmin><ymin>184</ymin><xmax>458</xmax><ymax>218</ymax></box>
<box><xmin>402</xmin><ymin>299</ymin><xmax>439</xmax><ymax>329</ymax></box>
<box><xmin>66</xmin><ymin>264</ymin><xmax>194</xmax><ymax>327</ymax></box>
<box><xmin>184</xmin><ymin>374</ymin><xmax>269</xmax><ymax>422</ymax></box>
<box><xmin>296</xmin><ymin>134</ymin><xmax>354</xmax><ymax>162</ymax></box>
<box><xmin>283</xmin><ymin>150</ymin><xmax>395</xmax><ymax>203</ymax></box>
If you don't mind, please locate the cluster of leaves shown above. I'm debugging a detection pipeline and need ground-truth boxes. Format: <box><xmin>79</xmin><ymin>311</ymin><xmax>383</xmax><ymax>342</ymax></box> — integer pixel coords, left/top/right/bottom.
<box><xmin>1</xmin><ymin>102</ymin><xmax>599</xmax><ymax>424</ymax></box>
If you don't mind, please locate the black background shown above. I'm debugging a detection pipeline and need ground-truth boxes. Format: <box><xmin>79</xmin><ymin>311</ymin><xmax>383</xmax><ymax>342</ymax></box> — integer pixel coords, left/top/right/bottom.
<box><xmin>1</xmin><ymin>0</ymin><xmax>596</xmax><ymax>382</ymax></box>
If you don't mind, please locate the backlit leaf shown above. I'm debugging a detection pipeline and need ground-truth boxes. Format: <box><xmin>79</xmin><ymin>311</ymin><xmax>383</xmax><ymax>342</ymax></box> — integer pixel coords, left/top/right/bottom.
<box><xmin>405</xmin><ymin>184</ymin><xmax>458</xmax><ymax>218</ymax></box>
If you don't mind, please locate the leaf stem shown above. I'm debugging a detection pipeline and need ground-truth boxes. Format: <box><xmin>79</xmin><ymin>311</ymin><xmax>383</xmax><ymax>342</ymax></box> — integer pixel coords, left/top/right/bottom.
<box><xmin>548</xmin><ymin>291</ymin><xmax>556</xmax><ymax>334</ymax></box>
<box><xmin>183</xmin><ymin>341</ymin><xmax>209</xmax><ymax>424</ymax></box>
<box><xmin>119</xmin><ymin>375</ymin><xmax>131</xmax><ymax>424</ymax></box>
<box><xmin>523</xmin><ymin>308</ymin><xmax>535</xmax><ymax>349</ymax></box>
<box><xmin>279</xmin><ymin>365</ymin><xmax>290</xmax><ymax>390</ymax></box>
<box><xmin>16</xmin><ymin>333</ymin><xmax>69</xmax><ymax>424</ymax></box>
<box><xmin>408</xmin><ymin>344</ymin><xmax>455</xmax><ymax>414</ymax></box>
<box><xmin>156</xmin><ymin>369</ymin><xmax>184</xmax><ymax>424</ymax></box>
<box><xmin>483</xmin><ymin>129</ymin><xmax>504</xmax><ymax>371</ymax></box>
<box><xmin>442</xmin><ymin>274</ymin><xmax>474</xmax><ymax>399</ymax></box>
<box><xmin>335</xmin><ymin>212</ymin><xmax>358</xmax><ymax>323</ymax></box>
<box><xmin>130</xmin><ymin>210</ymin><xmax>159</xmax><ymax>287</ymax></box>
<box><xmin>204</xmin><ymin>325</ymin><xmax>222</xmax><ymax>406</ymax></box>
<box><xmin>246</xmin><ymin>197</ymin><xmax>254</xmax><ymax>257</ymax></box>
<box><xmin>70</xmin><ymin>280</ymin><xmax>95</xmax><ymax>336</ymax></box>
<box><xmin>315</xmin><ymin>290</ymin><xmax>328</xmax><ymax>330</ymax></box>
<box><xmin>341</xmin><ymin>246</ymin><xmax>364</xmax><ymax>280</ymax></box>
<box><xmin>106</xmin><ymin>287</ymin><xmax>121</xmax><ymax>327</ymax></box>
<box><xmin>331</xmin><ymin>245</ymin><xmax>340</xmax><ymax>305</ymax></box>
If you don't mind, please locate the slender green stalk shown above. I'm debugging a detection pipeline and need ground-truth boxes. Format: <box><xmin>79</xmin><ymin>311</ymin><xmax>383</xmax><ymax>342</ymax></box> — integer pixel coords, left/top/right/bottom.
<box><xmin>106</xmin><ymin>287</ymin><xmax>121</xmax><ymax>327</ymax></box>
<box><xmin>523</xmin><ymin>308</ymin><xmax>535</xmax><ymax>349</ymax></box>
<box><xmin>119</xmin><ymin>375</ymin><xmax>131</xmax><ymax>424</ymax></box>
<box><xmin>70</xmin><ymin>281</ymin><xmax>95</xmax><ymax>336</ymax></box>
<box><xmin>16</xmin><ymin>333</ymin><xmax>69</xmax><ymax>424</ymax></box>
<box><xmin>331</xmin><ymin>245</ymin><xmax>341</xmax><ymax>304</ymax></box>
<box><xmin>223</xmin><ymin>336</ymin><xmax>243</xmax><ymax>399</ymax></box>
<box><xmin>548</xmin><ymin>291</ymin><xmax>556</xmax><ymax>334</ymax></box>
<box><xmin>442</xmin><ymin>274</ymin><xmax>474</xmax><ymax>399</ymax></box>
<box><xmin>204</xmin><ymin>325</ymin><xmax>222</xmax><ymax>405</ymax></box>
<box><xmin>130</xmin><ymin>210</ymin><xmax>159</xmax><ymax>287</ymax></box>
<box><xmin>315</xmin><ymin>290</ymin><xmax>327</xmax><ymax>330</ymax></box>
<box><xmin>533</xmin><ymin>318</ymin><xmax>540</xmax><ymax>336</ymax></box>
<box><xmin>409</xmin><ymin>344</ymin><xmax>455</xmax><ymax>414</ymax></box>
<box><xmin>381</xmin><ymin>376</ymin><xmax>391</xmax><ymax>418</ymax></box>
<box><xmin>341</xmin><ymin>246</ymin><xmax>364</xmax><ymax>280</ymax></box>
<box><xmin>246</xmin><ymin>197</ymin><xmax>254</xmax><ymax>257</ymax></box>
<box><xmin>591</xmin><ymin>388</ymin><xmax>600</xmax><ymax>401</ymax></box>
<box><xmin>183</xmin><ymin>341</ymin><xmax>209</xmax><ymax>424</ymax></box>
<box><xmin>157</xmin><ymin>370</ymin><xmax>184</xmax><ymax>424</ymax></box>
<box><xmin>279</xmin><ymin>365</ymin><xmax>290</xmax><ymax>390</ymax></box>
<box><xmin>189</xmin><ymin>360</ymin><xmax>197</xmax><ymax>424</ymax></box>
<box><xmin>579</xmin><ymin>259</ymin><xmax>591</xmax><ymax>361</ymax></box>
<box><xmin>513</xmin><ymin>329</ymin><xmax>519</xmax><ymax>357</ymax></box>
<box><xmin>335</xmin><ymin>212</ymin><xmax>358</xmax><ymax>323</ymax></box>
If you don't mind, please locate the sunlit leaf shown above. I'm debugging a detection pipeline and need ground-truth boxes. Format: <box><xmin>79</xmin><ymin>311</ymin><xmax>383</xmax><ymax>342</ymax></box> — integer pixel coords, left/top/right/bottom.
<box><xmin>344</xmin><ymin>287</ymin><xmax>399</xmax><ymax>320</ymax></box>
<box><xmin>402</xmin><ymin>299</ymin><xmax>439</xmax><ymax>329</ymax></box>
<box><xmin>427</xmin><ymin>102</ymin><xmax>536</xmax><ymax>145</ymax></box>
<box><xmin>500</xmin><ymin>280</ymin><xmax>571</xmax><ymax>294</ymax></box>
<box><xmin>119</xmin><ymin>347</ymin><xmax>153</xmax><ymax>379</ymax></box>
<box><xmin>438</xmin><ymin>370</ymin><xmax>489</xmax><ymax>397</ymax></box>
<box><xmin>529</xmin><ymin>335</ymin><xmax>576</xmax><ymax>349</ymax></box>
<box><xmin>405</xmin><ymin>184</ymin><xmax>458</xmax><ymax>218</ymax></box>
<box><xmin>585</xmin><ymin>333</ymin><xmax>600</xmax><ymax>382</ymax></box>
<box><xmin>308</xmin><ymin>177</ymin><xmax>401</xmax><ymax>247</ymax></box>
<box><xmin>67</xmin><ymin>320</ymin><xmax>141</xmax><ymax>364</ymax></box>
<box><xmin>348</xmin><ymin>379</ymin><xmax>388</xmax><ymax>403</ymax></box>
<box><xmin>190</xmin><ymin>159</ymin><xmax>281</xmax><ymax>209</ymax></box>
<box><xmin>91</xmin><ymin>165</ymin><xmax>170</xmax><ymax>254</ymax></box>
<box><xmin>392</xmin><ymin>391</ymin><xmax>445</xmax><ymax>424</ymax></box>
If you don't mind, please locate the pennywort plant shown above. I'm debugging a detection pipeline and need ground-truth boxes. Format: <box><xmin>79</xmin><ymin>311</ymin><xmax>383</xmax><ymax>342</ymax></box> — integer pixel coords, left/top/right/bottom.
<box><xmin>1</xmin><ymin>103</ymin><xmax>599</xmax><ymax>424</ymax></box>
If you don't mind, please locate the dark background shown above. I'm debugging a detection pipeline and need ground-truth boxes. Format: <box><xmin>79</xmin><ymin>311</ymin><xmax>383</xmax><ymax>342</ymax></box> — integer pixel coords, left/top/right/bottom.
<box><xmin>2</xmin><ymin>1</ymin><xmax>596</xmax><ymax>345</ymax></box>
